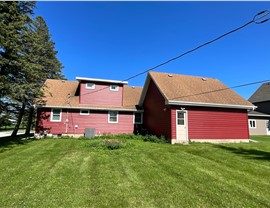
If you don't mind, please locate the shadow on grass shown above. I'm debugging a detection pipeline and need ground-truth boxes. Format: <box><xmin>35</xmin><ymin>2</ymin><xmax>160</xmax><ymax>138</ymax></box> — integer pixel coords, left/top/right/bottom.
<box><xmin>215</xmin><ymin>145</ymin><xmax>270</xmax><ymax>161</ymax></box>
<box><xmin>0</xmin><ymin>133</ymin><xmax>35</xmax><ymax>153</ymax></box>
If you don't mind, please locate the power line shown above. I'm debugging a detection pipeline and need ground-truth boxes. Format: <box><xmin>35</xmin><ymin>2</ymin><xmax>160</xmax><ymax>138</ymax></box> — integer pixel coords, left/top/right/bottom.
<box><xmin>169</xmin><ymin>79</ymin><xmax>270</xmax><ymax>101</ymax></box>
<box><xmin>75</xmin><ymin>10</ymin><xmax>269</xmax><ymax>98</ymax></box>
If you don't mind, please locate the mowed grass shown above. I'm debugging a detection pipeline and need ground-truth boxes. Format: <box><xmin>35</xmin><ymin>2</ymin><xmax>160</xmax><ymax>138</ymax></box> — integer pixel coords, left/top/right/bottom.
<box><xmin>0</xmin><ymin>136</ymin><xmax>269</xmax><ymax>207</ymax></box>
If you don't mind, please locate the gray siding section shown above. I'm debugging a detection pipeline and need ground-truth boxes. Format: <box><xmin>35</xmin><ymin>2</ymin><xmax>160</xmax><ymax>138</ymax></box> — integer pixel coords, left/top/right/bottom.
<box><xmin>249</xmin><ymin>118</ymin><xmax>268</xmax><ymax>135</ymax></box>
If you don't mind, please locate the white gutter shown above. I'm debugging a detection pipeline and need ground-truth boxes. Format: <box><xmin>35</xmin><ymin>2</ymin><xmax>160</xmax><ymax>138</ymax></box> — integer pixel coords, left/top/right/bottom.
<box><xmin>166</xmin><ymin>100</ymin><xmax>256</xmax><ymax>110</ymax></box>
<box><xmin>248</xmin><ymin>113</ymin><xmax>270</xmax><ymax>117</ymax></box>
<box><xmin>76</xmin><ymin>77</ymin><xmax>128</xmax><ymax>85</ymax></box>
<box><xmin>37</xmin><ymin>105</ymin><xmax>143</xmax><ymax>112</ymax></box>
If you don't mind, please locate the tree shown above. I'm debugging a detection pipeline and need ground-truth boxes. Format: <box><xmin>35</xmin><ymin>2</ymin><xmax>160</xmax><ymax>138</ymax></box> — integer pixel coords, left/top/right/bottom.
<box><xmin>23</xmin><ymin>16</ymin><xmax>64</xmax><ymax>135</ymax></box>
<box><xmin>0</xmin><ymin>2</ymin><xmax>64</xmax><ymax>137</ymax></box>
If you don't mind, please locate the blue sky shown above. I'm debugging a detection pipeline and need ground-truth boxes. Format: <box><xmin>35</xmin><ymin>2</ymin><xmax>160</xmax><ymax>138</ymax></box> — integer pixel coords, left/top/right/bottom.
<box><xmin>35</xmin><ymin>1</ymin><xmax>270</xmax><ymax>99</ymax></box>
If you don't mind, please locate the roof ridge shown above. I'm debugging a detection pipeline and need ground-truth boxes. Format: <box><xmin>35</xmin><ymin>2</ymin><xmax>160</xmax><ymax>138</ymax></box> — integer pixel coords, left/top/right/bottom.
<box><xmin>149</xmin><ymin>71</ymin><xmax>217</xmax><ymax>80</ymax></box>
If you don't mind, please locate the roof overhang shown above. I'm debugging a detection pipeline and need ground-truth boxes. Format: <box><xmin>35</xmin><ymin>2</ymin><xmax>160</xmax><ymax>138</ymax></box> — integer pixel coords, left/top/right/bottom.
<box><xmin>36</xmin><ymin>105</ymin><xmax>143</xmax><ymax>112</ymax></box>
<box><xmin>248</xmin><ymin>113</ymin><xmax>270</xmax><ymax>117</ymax></box>
<box><xmin>76</xmin><ymin>77</ymin><xmax>128</xmax><ymax>85</ymax></box>
<box><xmin>166</xmin><ymin>100</ymin><xmax>256</xmax><ymax>110</ymax></box>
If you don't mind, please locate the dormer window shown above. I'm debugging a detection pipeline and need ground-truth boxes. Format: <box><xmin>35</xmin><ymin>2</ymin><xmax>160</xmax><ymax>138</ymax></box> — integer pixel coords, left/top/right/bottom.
<box><xmin>86</xmin><ymin>83</ymin><xmax>95</xmax><ymax>89</ymax></box>
<box><xmin>110</xmin><ymin>85</ymin><xmax>119</xmax><ymax>91</ymax></box>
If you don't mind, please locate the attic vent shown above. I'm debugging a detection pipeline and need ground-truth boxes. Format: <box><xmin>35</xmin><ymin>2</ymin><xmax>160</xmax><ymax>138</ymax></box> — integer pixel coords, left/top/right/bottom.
<box><xmin>202</xmin><ymin>78</ymin><xmax>207</xmax><ymax>81</ymax></box>
<box><xmin>61</xmin><ymin>80</ymin><xmax>65</xmax><ymax>83</ymax></box>
<box><xmin>168</xmin><ymin>74</ymin><xmax>173</xmax><ymax>77</ymax></box>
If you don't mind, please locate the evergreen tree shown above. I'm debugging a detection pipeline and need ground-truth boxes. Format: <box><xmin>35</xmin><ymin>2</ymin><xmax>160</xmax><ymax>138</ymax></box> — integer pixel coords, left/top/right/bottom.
<box><xmin>0</xmin><ymin>2</ymin><xmax>64</xmax><ymax>136</ymax></box>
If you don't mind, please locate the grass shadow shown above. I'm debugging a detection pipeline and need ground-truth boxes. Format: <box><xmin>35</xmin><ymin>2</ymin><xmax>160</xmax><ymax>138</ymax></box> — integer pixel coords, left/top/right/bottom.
<box><xmin>0</xmin><ymin>133</ymin><xmax>35</xmax><ymax>153</ymax></box>
<box><xmin>214</xmin><ymin>145</ymin><xmax>270</xmax><ymax>161</ymax></box>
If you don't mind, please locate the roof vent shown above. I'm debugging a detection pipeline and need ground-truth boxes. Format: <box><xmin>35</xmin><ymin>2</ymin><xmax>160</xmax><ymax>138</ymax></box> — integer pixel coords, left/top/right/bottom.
<box><xmin>202</xmin><ymin>78</ymin><xmax>207</xmax><ymax>81</ymax></box>
<box><xmin>168</xmin><ymin>74</ymin><xmax>173</xmax><ymax>77</ymax></box>
<box><xmin>132</xmin><ymin>86</ymin><xmax>135</xmax><ymax>89</ymax></box>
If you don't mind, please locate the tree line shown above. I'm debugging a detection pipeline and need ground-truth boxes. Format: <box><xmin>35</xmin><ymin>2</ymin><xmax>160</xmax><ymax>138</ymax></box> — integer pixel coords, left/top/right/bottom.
<box><xmin>0</xmin><ymin>1</ymin><xmax>64</xmax><ymax>136</ymax></box>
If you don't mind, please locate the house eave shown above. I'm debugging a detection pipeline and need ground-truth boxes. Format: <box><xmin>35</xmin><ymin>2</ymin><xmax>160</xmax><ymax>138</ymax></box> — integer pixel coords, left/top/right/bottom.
<box><xmin>248</xmin><ymin>113</ymin><xmax>270</xmax><ymax>118</ymax></box>
<box><xmin>36</xmin><ymin>105</ymin><xmax>143</xmax><ymax>112</ymax></box>
<box><xmin>166</xmin><ymin>100</ymin><xmax>255</xmax><ymax>110</ymax></box>
<box><xmin>76</xmin><ymin>77</ymin><xmax>128</xmax><ymax>85</ymax></box>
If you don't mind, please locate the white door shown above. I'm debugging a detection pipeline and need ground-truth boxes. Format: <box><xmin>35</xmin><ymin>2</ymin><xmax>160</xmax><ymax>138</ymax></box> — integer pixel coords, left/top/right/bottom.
<box><xmin>267</xmin><ymin>120</ymin><xmax>270</xmax><ymax>135</ymax></box>
<box><xmin>176</xmin><ymin>110</ymin><xmax>188</xmax><ymax>142</ymax></box>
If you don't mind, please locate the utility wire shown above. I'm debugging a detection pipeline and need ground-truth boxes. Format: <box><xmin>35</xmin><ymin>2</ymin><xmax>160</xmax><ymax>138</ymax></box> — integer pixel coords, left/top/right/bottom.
<box><xmin>169</xmin><ymin>79</ymin><xmax>270</xmax><ymax>101</ymax></box>
<box><xmin>76</xmin><ymin>10</ymin><xmax>270</xmax><ymax>98</ymax></box>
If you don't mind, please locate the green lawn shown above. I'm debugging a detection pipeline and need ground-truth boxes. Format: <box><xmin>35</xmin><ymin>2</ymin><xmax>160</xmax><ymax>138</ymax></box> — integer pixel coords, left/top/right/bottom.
<box><xmin>0</xmin><ymin>135</ymin><xmax>269</xmax><ymax>207</ymax></box>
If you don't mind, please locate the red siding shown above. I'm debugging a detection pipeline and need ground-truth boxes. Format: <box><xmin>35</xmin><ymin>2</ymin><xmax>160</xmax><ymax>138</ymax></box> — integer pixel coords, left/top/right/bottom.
<box><xmin>171</xmin><ymin>106</ymin><xmax>249</xmax><ymax>140</ymax></box>
<box><xmin>80</xmin><ymin>82</ymin><xmax>123</xmax><ymax>106</ymax></box>
<box><xmin>143</xmin><ymin>80</ymin><xmax>171</xmax><ymax>138</ymax></box>
<box><xmin>36</xmin><ymin>108</ymin><xmax>135</xmax><ymax>135</ymax></box>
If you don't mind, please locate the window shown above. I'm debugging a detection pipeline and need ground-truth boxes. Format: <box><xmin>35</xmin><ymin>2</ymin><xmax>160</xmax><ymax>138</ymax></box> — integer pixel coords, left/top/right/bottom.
<box><xmin>249</xmin><ymin>119</ymin><xmax>256</xmax><ymax>128</ymax></box>
<box><xmin>86</xmin><ymin>83</ymin><xmax>95</xmax><ymax>89</ymax></box>
<box><xmin>177</xmin><ymin>112</ymin><xmax>185</xmax><ymax>125</ymax></box>
<box><xmin>80</xmin><ymin>109</ymin><xmax>90</xmax><ymax>115</ymax></box>
<box><xmin>110</xmin><ymin>85</ymin><xmax>119</xmax><ymax>91</ymax></box>
<box><xmin>51</xmin><ymin>109</ymin><xmax>62</xmax><ymax>122</ymax></box>
<box><xmin>108</xmin><ymin>111</ymin><xmax>118</xmax><ymax>123</ymax></box>
<box><xmin>134</xmin><ymin>113</ymin><xmax>143</xmax><ymax>124</ymax></box>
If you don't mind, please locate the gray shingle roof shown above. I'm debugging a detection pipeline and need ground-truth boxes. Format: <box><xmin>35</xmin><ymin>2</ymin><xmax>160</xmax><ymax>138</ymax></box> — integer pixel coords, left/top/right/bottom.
<box><xmin>249</xmin><ymin>82</ymin><xmax>270</xmax><ymax>103</ymax></box>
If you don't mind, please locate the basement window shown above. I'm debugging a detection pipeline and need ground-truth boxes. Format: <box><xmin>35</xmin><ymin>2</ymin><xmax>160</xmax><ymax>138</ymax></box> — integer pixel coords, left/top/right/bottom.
<box><xmin>51</xmin><ymin>109</ymin><xmax>62</xmax><ymax>122</ymax></box>
<box><xmin>249</xmin><ymin>119</ymin><xmax>256</xmax><ymax>128</ymax></box>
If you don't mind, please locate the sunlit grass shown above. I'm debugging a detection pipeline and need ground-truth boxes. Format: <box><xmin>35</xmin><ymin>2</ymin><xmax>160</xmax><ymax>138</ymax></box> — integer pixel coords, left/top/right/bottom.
<box><xmin>0</xmin><ymin>136</ymin><xmax>269</xmax><ymax>207</ymax></box>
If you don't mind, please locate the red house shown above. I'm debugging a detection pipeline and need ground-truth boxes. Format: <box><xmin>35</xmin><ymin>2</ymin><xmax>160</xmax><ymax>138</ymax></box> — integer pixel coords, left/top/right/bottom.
<box><xmin>35</xmin><ymin>77</ymin><xmax>143</xmax><ymax>136</ymax></box>
<box><xmin>36</xmin><ymin>72</ymin><xmax>255</xmax><ymax>143</ymax></box>
<box><xmin>139</xmin><ymin>72</ymin><xmax>255</xmax><ymax>143</ymax></box>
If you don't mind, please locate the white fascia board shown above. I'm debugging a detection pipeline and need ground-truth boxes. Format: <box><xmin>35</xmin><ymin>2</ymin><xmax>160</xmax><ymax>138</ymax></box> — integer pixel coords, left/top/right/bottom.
<box><xmin>248</xmin><ymin>114</ymin><xmax>270</xmax><ymax>117</ymax></box>
<box><xmin>37</xmin><ymin>105</ymin><xmax>143</xmax><ymax>112</ymax></box>
<box><xmin>166</xmin><ymin>100</ymin><xmax>256</xmax><ymax>110</ymax></box>
<box><xmin>76</xmin><ymin>77</ymin><xmax>128</xmax><ymax>85</ymax></box>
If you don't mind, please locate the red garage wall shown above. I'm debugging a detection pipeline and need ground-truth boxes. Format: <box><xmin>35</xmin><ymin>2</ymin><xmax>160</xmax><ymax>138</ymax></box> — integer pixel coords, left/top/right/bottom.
<box><xmin>171</xmin><ymin>106</ymin><xmax>249</xmax><ymax>140</ymax></box>
<box><xmin>143</xmin><ymin>80</ymin><xmax>171</xmax><ymax>139</ymax></box>
<box><xmin>36</xmin><ymin>108</ymin><xmax>135</xmax><ymax>135</ymax></box>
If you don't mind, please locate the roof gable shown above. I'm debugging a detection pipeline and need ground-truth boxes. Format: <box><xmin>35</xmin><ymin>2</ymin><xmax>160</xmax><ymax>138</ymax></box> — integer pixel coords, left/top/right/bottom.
<box><xmin>248</xmin><ymin>82</ymin><xmax>270</xmax><ymax>103</ymax></box>
<box><xmin>140</xmin><ymin>72</ymin><xmax>254</xmax><ymax>109</ymax></box>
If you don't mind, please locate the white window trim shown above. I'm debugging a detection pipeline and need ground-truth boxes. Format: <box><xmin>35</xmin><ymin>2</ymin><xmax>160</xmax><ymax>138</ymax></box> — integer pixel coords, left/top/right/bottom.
<box><xmin>108</xmin><ymin>111</ymin><xmax>118</xmax><ymax>123</ymax></box>
<box><xmin>249</xmin><ymin>119</ymin><xmax>256</xmax><ymax>128</ymax></box>
<box><xmin>50</xmin><ymin>108</ymin><xmax>62</xmax><ymax>122</ymax></box>
<box><xmin>80</xmin><ymin>109</ymin><xmax>90</xmax><ymax>115</ymax></box>
<box><xmin>110</xmin><ymin>85</ymin><xmax>119</xmax><ymax>91</ymax></box>
<box><xmin>86</xmin><ymin>83</ymin><xmax>95</xmax><ymax>89</ymax></box>
<box><xmin>134</xmin><ymin>112</ymin><xmax>143</xmax><ymax>124</ymax></box>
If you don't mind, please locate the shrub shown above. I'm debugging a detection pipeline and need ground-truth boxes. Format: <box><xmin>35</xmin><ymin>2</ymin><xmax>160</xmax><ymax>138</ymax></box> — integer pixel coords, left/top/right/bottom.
<box><xmin>103</xmin><ymin>139</ymin><xmax>123</xmax><ymax>150</ymax></box>
<box><xmin>143</xmin><ymin>134</ymin><xmax>168</xmax><ymax>143</ymax></box>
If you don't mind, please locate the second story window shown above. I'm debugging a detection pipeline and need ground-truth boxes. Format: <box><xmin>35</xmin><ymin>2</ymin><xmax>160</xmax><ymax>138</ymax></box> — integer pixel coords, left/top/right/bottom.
<box><xmin>80</xmin><ymin>109</ymin><xmax>90</xmax><ymax>115</ymax></box>
<box><xmin>86</xmin><ymin>83</ymin><xmax>95</xmax><ymax>89</ymax></box>
<box><xmin>110</xmin><ymin>85</ymin><xmax>119</xmax><ymax>91</ymax></box>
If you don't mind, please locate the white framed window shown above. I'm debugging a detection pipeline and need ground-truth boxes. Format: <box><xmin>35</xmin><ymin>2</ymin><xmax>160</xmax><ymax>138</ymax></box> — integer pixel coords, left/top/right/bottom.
<box><xmin>86</xmin><ymin>83</ymin><xmax>95</xmax><ymax>89</ymax></box>
<box><xmin>51</xmin><ymin>108</ymin><xmax>62</xmax><ymax>122</ymax></box>
<box><xmin>80</xmin><ymin>109</ymin><xmax>90</xmax><ymax>115</ymax></box>
<box><xmin>110</xmin><ymin>85</ymin><xmax>119</xmax><ymax>91</ymax></box>
<box><xmin>108</xmin><ymin>111</ymin><xmax>118</xmax><ymax>123</ymax></box>
<box><xmin>134</xmin><ymin>112</ymin><xmax>143</xmax><ymax>124</ymax></box>
<box><xmin>249</xmin><ymin>119</ymin><xmax>256</xmax><ymax>128</ymax></box>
